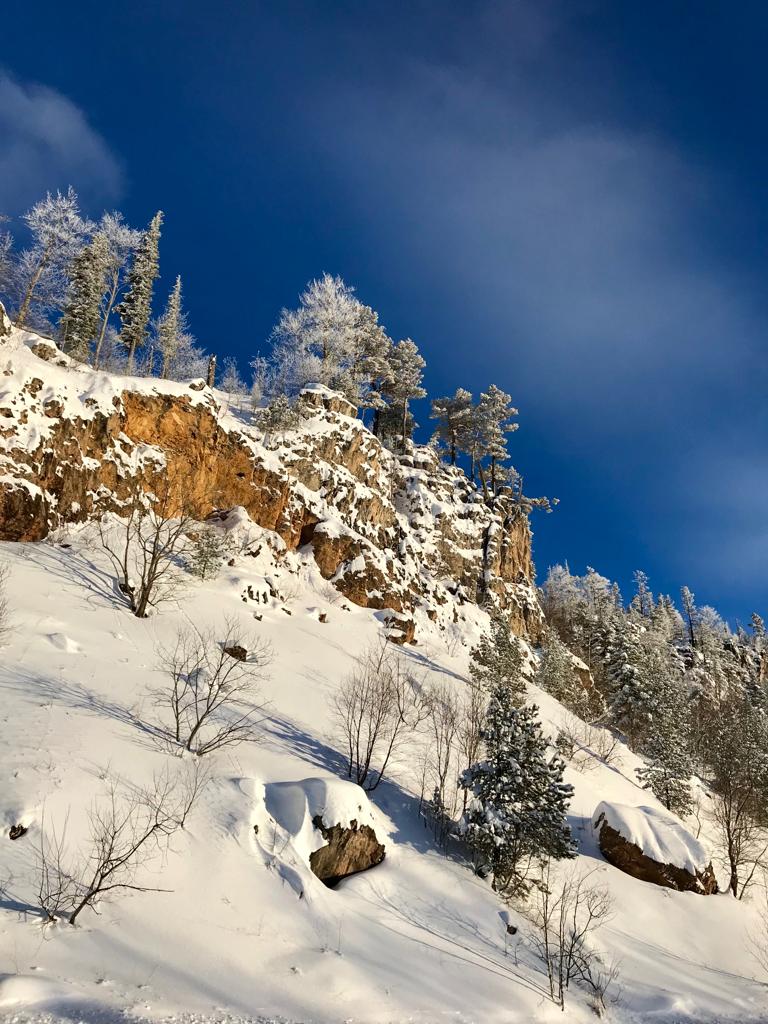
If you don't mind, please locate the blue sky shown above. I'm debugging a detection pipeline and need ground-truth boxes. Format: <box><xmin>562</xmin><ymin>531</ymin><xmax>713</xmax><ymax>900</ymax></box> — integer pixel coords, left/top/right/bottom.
<box><xmin>1</xmin><ymin>1</ymin><xmax>766</xmax><ymax>624</ymax></box>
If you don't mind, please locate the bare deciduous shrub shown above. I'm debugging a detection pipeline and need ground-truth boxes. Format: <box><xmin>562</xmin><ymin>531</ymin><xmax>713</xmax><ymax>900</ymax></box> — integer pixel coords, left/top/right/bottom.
<box><xmin>530</xmin><ymin>863</ymin><xmax>618</xmax><ymax>1013</ymax></box>
<box><xmin>555</xmin><ymin>714</ymin><xmax>623</xmax><ymax>774</ymax></box>
<box><xmin>154</xmin><ymin>618</ymin><xmax>271</xmax><ymax>755</ymax></box>
<box><xmin>457</xmin><ymin>678</ymin><xmax>486</xmax><ymax>813</ymax></box>
<box><xmin>98</xmin><ymin>478</ymin><xmax>193</xmax><ymax>618</ymax></box>
<box><xmin>334</xmin><ymin>639</ymin><xmax>430</xmax><ymax>791</ymax></box>
<box><xmin>421</xmin><ymin>680</ymin><xmax>462</xmax><ymax>844</ymax></box>
<box><xmin>37</xmin><ymin>765</ymin><xmax>207</xmax><ymax>926</ymax></box>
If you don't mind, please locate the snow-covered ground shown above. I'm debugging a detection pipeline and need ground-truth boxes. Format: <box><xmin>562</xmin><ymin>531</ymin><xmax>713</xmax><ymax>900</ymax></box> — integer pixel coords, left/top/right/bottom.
<box><xmin>1</xmin><ymin>530</ymin><xmax>767</xmax><ymax>1024</ymax></box>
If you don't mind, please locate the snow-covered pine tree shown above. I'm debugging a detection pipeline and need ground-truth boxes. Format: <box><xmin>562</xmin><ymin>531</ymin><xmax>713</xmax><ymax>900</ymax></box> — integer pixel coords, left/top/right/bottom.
<box><xmin>475</xmin><ymin>384</ymin><xmax>518</xmax><ymax>494</ymax></box>
<box><xmin>536</xmin><ymin>627</ymin><xmax>594</xmax><ymax>720</ymax></box>
<box><xmin>118</xmin><ymin>210</ymin><xmax>163</xmax><ymax>373</ymax></box>
<box><xmin>459</xmin><ymin>692</ymin><xmax>576</xmax><ymax>895</ymax></box>
<box><xmin>58</xmin><ymin>231</ymin><xmax>110</xmax><ymax>361</ymax></box>
<box><xmin>635</xmin><ymin>669</ymin><xmax>693</xmax><ymax>815</ymax></box>
<box><xmin>380</xmin><ymin>337</ymin><xmax>426</xmax><ymax>450</ymax></box>
<box><xmin>430</xmin><ymin>388</ymin><xmax>473</xmax><ymax>465</ymax></box>
<box><xmin>604</xmin><ymin>617</ymin><xmax>651</xmax><ymax>749</ymax></box>
<box><xmin>630</xmin><ymin>569</ymin><xmax>654</xmax><ymax>619</ymax></box>
<box><xmin>14</xmin><ymin>188</ymin><xmax>89</xmax><ymax>330</ymax></box>
<box><xmin>157</xmin><ymin>276</ymin><xmax>185</xmax><ymax>378</ymax></box>
<box><xmin>680</xmin><ymin>585</ymin><xmax>697</xmax><ymax>648</ymax></box>
<box><xmin>93</xmin><ymin>212</ymin><xmax>141</xmax><ymax>369</ymax></box>
<box><xmin>0</xmin><ymin>227</ymin><xmax>14</xmax><ymax>301</ymax></box>
<box><xmin>220</xmin><ymin>356</ymin><xmax>247</xmax><ymax>401</ymax></box>
<box><xmin>469</xmin><ymin>615</ymin><xmax>526</xmax><ymax>704</ymax></box>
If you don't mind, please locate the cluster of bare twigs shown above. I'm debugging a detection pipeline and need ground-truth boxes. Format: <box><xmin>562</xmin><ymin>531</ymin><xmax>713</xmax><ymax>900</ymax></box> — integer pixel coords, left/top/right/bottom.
<box><xmin>333</xmin><ymin>639</ymin><xmax>431</xmax><ymax>791</ymax></box>
<box><xmin>529</xmin><ymin>863</ymin><xmax>620</xmax><ymax>1014</ymax></box>
<box><xmin>37</xmin><ymin>762</ymin><xmax>209</xmax><ymax>926</ymax></box>
<box><xmin>153</xmin><ymin>618</ymin><xmax>272</xmax><ymax>755</ymax></box>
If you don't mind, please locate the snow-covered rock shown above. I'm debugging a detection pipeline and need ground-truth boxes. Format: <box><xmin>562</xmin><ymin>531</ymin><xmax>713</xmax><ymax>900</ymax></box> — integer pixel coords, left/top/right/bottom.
<box><xmin>593</xmin><ymin>801</ymin><xmax>718</xmax><ymax>894</ymax></box>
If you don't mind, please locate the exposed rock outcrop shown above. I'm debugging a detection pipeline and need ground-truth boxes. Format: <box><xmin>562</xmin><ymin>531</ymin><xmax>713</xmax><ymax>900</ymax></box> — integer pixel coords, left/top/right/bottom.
<box><xmin>0</xmin><ymin>307</ymin><xmax>543</xmax><ymax>637</ymax></box>
<box><xmin>309</xmin><ymin>814</ymin><xmax>386</xmax><ymax>887</ymax></box>
<box><xmin>593</xmin><ymin>803</ymin><xmax>718</xmax><ymax>895</ymax></box>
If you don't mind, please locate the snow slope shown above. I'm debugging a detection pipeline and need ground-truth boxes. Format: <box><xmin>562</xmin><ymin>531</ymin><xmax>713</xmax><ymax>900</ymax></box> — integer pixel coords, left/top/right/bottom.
<box><xmin>1</xmin><ymin>530</ymin><xmax>767</xmax><ymax>1024</ymax></box>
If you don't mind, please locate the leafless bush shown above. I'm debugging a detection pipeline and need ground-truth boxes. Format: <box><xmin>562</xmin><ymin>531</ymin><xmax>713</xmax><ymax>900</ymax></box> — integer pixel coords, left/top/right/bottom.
<box><xmin>333</xmin><ymin>639</ymin><xmax>430</xmax><ymax>791</ymax></box>
<box><xmin>457</xmin><ymin>678</ymin><xmax>486</xmax><ymax>813</ymax></box>
<box><xmin>313</xmin><ymin>576</ymin><xmax>344</xmax><ymax>607</ymax></box>
<box><xmin>421</xmin><ymin>680</ymin><xmax>463</xmax><ymax>844</ymax></box>
<box><xmin>154</xmin><ymin>618</ymin><xmax>271</xmax><ymax>755</ymax></box>
<box><xmin>555</xmin><ymin>714</ymin><xmax>623</xmax><ymax>774</ymax></box>
<box><xmin>0</xmin><ymin>560</ymin><xmax>9</xmax><ymax>646</ymax></box>
<box><xmin>710</xmin><ymin>793</ymin><xmax>768</xmax><ymax>900</ymax></box>
<box><xmin>530</xmin><ymin>863</ymin><xmax>618</xmax><ymax>1013</ymax></box>
<box><xmin>98</xmin><ymin>478</ymin><xmax>194</xmax><ymax>618</ymax></box>
<box><xmin>37</xmin><ymin>764</ymin><xmax>208</xmax><ymax>926</ymax></box>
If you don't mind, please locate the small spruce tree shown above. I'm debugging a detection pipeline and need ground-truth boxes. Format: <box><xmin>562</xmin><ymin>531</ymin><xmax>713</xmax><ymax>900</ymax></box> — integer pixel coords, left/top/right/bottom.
<box><xmin>469</xmin><ymin>615</ymin><xmax>526</xmax><ymax>704</ymax></box>
<box><xmin>187</xmin><ymin>525</ymin><xmax>232</xmax><ymax>581</ymax></box>
<box><xmin>460</xmin><ymin>691</ymin><xmax>576</xmax><ymax>895</ymax></box>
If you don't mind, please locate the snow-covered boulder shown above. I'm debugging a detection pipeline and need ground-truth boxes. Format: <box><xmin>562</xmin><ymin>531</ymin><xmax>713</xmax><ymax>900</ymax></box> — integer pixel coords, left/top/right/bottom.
<box><xmin>264</xmin><ymin>777</ymin><xmax>386</xmax><ymax>889</ymax></box>
<box><xmin>593</xmin><ymin>801</ymin><xmax>718</xmax><ymax>894</ymax></box>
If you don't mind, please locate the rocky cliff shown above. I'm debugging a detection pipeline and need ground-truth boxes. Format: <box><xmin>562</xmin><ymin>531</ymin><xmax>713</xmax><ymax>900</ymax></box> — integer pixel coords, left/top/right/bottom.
<box><xmin>0</xmin><ymin>304</ymin><xmax>542</xmax><ymax>638</ymax></box>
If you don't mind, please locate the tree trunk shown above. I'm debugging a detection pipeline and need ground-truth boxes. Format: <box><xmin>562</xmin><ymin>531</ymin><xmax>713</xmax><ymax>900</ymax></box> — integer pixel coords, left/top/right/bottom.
<box><xmin>94</xmin><ymin>279</ymin><xmax>119</xmax><ymax>369</ymax></box>
<box><xmin>16</xmin><ymin>252</ymin><xmax>48</xmax><ymax>328</ymax></box>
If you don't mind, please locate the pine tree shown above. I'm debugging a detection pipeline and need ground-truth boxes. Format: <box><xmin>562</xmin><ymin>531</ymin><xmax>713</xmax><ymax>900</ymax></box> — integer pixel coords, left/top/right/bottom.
<box><xmin>604</xmin><ymin>618</ymin><xmax>650</xmax><ymax>749</ymax></box>
<box><xmin>157</xmin><ymin>275</ymin><xmax>185</xmax><ymax>378</ymax></box>
<box><xmin>380</xmin><ymin>337</ymin><xmax>426</xmax><ymax>450</ymax></box>
<box><xmin>459</xmin><ymin>693</ymin><xmax>576</xmax><ymax>894</ymax></box>
<box><xmin>536</xmin><ymin>628</ymin><xmax>593</xmax><ymax>720</ymax></box>
<box><xmin>59</xmin><ymin>231</ymin><xmax>110</xmax><ymax>361</ymax></box>
<box><xmin>680</xmin><ymin>586</ymin><xmax>697</xmax><ymax>648</ymax></box>
<box><xmin>635</xmin><ymin>668</ymin><xmax>693</xmax><ymax>815</ymax></box>
<box><xmin>475</xmin><ymin>385</ymin><xmax>518</xmax><ymax>493</ymax></box>
<box><xmin>469</xmin><ymin>615</ymin><xmax>526</xmax><ymax>704</ymax></box>
<box><xmin>430</xmin><ymin>388</ymin><xmax>473</xmax><ymax>465</ymax></box>
<box><xmin>220</xmin><ymin>356</ymin><xmax>247</xmax><ymax>399</ymax></box>
<box><xmin>187</xmin><ymin>525</ymin><xmax>232</xmax><ymax>580</ymax></box>
<box><xmin>630</xmin><ymin>570</ymin><xmax>654</xmax><ymax>619</ymax></box>
<box><xmin>118</xmin><ymin>210</ymin><xmax>163</xmax><ymax>373</ymax></box>
<box><xmin>14</xmin><ymin>188</ymin><xmax>89</xmax><ymax>330</ymax></box>
<box><xmin>93</xmin><ymin>212</ymin><xmax>141</xmax><ymax>369</ymax></box>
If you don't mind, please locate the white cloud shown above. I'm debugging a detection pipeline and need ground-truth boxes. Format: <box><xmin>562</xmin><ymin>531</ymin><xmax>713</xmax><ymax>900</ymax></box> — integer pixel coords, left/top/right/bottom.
<box><xmin>0</xmin><ymin>73</ymin><xmax>123</xmax><ymax>215</ymax></box>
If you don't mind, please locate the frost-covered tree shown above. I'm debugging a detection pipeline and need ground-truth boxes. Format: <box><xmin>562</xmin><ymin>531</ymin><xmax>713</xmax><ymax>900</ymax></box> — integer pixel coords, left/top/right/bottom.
<box><xmin>157</xmin><ymin>276</ymin><xmax>185</xmax><ymax>378</ymax></box>
<box><xmin>270</xmin><ymin>274</ymin><xmax>392</xmax><ymax>406</ymax></box>
<box><xmin>630</xmin><ymin>570</ymin><xmax>654</xmax><ymax>619</ymax></box>
<box><xmin>58</xmin><ymin>231</ymin><xmax>110</xmax><ymax>360</ymax></box>
<box><xmin>460</xmin><ymin>693</ymin><xmax>576</xmax><ymax>894</ymax></box>
<box><xmin>380</xmin><ymin>337</ymin><xmax>426</xmax><ymax>449</ymax></box>
<box><xmin>635</xmin><ymin>669</ymin><xmax>693</xmax><ymax>815</ymax></box>
<box><xmin>93</xmin><ymin>212</ymin><xmax>141</xmax><ymax>369</ymax></box>
<box><xmin>680</xmin><ymin>586</ymin><xmax>697</xmax><ymax>648</ymax></box>
<box><xmin>475</xmin><ymin>384</ymin><xmax>518</xmax><ymax>493</ymax></box>
<box><xmin>430</xmin><ymin>388</ymin><xmax>473</xmax><ymax>465</ymax></box>
<box><xmin>537</xmin><ymin>628</ymin><xmax>593</xmax><ymax>720</ymax></box>
<box><xmin>14</xmin><ymin>188</ymin><xmax>89</xmax><ymax>330</ymax></box>
<box><xmin>220</xmin><ymin>356</ymin><xmax>247</xmax><ymax>400</ymax></box>
<box><xmin>118</xmin><ymin>210</ymin><xmax>163</xmax><ymax>372</ymax></box>
<box><xmin>469</xmin><ymin>615</ymin><xmax>526</xmax><ymax>704</ymax></box>
<box><xmin>0</xmin><ymin>227</ymin><xmax>14</xmax><ymax>301</ymax></box>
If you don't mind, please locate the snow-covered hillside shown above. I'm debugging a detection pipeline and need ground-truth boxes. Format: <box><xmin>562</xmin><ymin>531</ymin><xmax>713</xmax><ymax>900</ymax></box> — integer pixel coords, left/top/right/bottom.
<box><xmin>1</xmin><ymin>321</ymin><xmax>768</xmax><ymax>1024</ymax></box>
